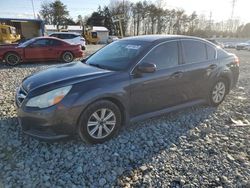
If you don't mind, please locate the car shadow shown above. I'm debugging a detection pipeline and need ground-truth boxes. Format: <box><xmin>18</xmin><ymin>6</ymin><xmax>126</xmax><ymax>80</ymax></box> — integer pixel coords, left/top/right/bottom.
<box><xmin>0</xmin><ymin>104</ymin><xmax>216</xmax><ymax>186</ymax></box>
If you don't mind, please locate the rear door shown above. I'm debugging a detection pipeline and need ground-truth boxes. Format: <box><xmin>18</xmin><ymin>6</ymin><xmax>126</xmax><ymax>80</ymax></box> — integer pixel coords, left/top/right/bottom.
<box><xmin>130</xmin><ymin>40</ymin><xmax>187</xmax><ymax>117</ymax></box>
<box><xmin>179</xmin><ymin>39</ymin><xmax>218</xmax><ymax>100</ymax></box>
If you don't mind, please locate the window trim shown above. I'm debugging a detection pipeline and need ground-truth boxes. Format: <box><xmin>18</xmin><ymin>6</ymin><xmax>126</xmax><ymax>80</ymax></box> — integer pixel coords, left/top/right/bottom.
<box><xmin>130</xmin><ymin>39</ymin><xmax>181</xmax><ymax>75</ymax></box>
<box><xmin>180</xmin><ymin>39</ymin><xmax>218</xmax><ymax>65</ymax></box>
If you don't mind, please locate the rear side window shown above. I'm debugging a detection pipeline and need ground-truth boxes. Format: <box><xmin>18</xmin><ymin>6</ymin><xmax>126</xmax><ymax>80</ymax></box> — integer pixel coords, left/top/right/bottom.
<box><xmin>142</xmin><ymin>41</ymin><xmax>179</xmax><ymax>70</ymax></box>
<box><xmin>49</xmin><ymin>39</ymin><xmax>62</xmax><ymax>46</ymax></box>
<box><xmin>206</xmin><ymin>45</ymin><xmax>216</xmax><ymax>60</ymax></box>
<box><xmin>182</xmin><ymin>40</ymin><xmax>207</xmax><ymax>63</ymax></box>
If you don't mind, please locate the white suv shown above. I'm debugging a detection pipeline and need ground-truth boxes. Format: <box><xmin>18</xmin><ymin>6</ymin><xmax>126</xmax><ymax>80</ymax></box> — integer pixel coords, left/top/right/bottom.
<box><xmin>49</xmin><ymin>32</ymin><xmax>86</xmax><ymax>50</ymax></box>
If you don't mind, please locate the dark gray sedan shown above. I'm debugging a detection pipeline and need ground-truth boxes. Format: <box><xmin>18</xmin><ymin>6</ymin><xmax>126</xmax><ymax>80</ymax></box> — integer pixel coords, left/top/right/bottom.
<box><xmin>16</xmin><ymin>35</ymin><xmax>239</xmax><ymax>144</ymax></box>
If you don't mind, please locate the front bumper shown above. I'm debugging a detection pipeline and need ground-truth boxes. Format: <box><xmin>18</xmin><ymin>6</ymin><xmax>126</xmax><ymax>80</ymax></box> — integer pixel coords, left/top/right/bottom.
<box><xmin>16</xmin><ymin>103</ymin><xmax>77</xmax><ymax>141</ymax></box>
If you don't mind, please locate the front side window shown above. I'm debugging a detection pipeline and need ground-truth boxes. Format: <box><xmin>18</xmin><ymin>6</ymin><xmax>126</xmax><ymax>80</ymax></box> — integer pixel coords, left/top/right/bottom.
<box><xmin>30</xmin><ymin>39</ymin><xmax>50</xmax><ymax>47</ymax></box>
<box><xmin>141</xmin><ymin>41</ymin><xmax>179</xmax><ymax>70</ymax></box>
<box><xmin>182</xmin><ymin>40</ymin><xmax>207</xmax><ymax>64</ymax></box>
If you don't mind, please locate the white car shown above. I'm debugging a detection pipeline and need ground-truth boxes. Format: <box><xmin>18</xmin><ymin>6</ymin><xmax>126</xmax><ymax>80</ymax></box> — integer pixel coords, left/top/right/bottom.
<box><xmin>49</xmin><ymin>32</ymin><xmax>86</xmax><ymax>50</ymax></box>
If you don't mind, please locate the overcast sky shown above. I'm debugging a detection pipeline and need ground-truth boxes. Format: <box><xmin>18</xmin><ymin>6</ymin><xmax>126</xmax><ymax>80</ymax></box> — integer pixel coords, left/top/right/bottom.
<box><xmin>0</xmin><ymin>0</ymin><xmax>249</xmax><ymax>23</ymax></box>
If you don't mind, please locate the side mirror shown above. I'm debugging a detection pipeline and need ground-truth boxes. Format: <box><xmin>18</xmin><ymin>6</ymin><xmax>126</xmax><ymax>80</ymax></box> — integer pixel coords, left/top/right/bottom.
<box><xmin>81</xmin><ymin>55</ymin><xmax>90</xmax><ymax>63</ymax></box>
<box><xmin>137</xmin><ymin>63</ymin><xmax>156</xmax><ymax>73</ymax></box>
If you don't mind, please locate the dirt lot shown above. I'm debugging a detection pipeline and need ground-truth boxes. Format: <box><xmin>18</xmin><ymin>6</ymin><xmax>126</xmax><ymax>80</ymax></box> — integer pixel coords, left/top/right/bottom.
<box><xmin>0</xmin><ymin>47</ymin><xmax>249</xmax><ymax>187</ymax></box>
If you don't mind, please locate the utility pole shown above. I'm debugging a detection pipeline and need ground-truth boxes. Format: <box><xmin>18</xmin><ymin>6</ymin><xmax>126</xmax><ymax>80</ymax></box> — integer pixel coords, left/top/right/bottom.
<box><xmin>231</xmin><ymin>0</ymin><xmax>236</xmax><ymax>19</ymax></box>
<box><xmin>31</xmin><ymin>0</ymin><xmax>36</xmax><ymax>19</ymax></box>
<box><xmin>230</xmin><ymin>0</ymin><xmax>237</xmax><ymax>32</ymax></box>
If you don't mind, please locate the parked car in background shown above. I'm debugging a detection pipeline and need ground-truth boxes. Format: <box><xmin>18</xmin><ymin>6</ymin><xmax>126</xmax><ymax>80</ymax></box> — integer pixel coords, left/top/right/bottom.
<box><xmin>107</xmin><ymin>36</ymin><xmax>119</xmax><ymax>43</ymax></box>
<box><xmin>223</xmin><ymin>42</ymin><xmax>236</xmax><ymax>49</ymax></box>
<box><xmin>0</xmin><ymin>37</ymin><xmax>84</xmax><ymax>65</ymax></box>
<box><xmin>236</xmin><ymin>40</ymin><xmax>250</xmax><ymax>50</ymax></box>
<box><xmin>206</xmin><ymin>39</ymin><xmax>224</xmax><ymax>48</ymax></box>
<box><xmin>16</xmin><ymin>35</ymin><xmax>239</xmax><ymax>144</ymax></box>
<box><xmin>49</xmin><ymin>32</ymin><xmax>86</xmax><ymax>50</ymax></box>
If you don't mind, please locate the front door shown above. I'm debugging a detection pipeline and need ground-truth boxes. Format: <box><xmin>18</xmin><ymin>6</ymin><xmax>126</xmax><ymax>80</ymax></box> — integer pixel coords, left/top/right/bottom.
<box><xmin>130</xmin><ymin>41</ymin><xmax>186</xmax><ymax>117</ymax></box>
<box><xmin>25</xmin><ymin>39</ymin><xmax>54</xmax><ymax>60</ymax></box>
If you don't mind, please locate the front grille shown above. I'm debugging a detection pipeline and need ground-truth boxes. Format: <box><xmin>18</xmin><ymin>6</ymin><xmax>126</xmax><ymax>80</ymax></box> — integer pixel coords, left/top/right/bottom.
<box><xmin>16</xmin><ymin>86</ymin><xmax>27</xmax><ymax>107</ymax></box>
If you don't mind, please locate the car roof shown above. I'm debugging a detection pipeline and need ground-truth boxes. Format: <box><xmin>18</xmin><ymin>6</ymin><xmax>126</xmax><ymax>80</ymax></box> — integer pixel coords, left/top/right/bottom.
<box><xmin>121</xmin><ymin>35</ymin><xmax>206</xmax><ymax>43</ymax></box>
<box><xmin>50</xmin><ymin>32</ymin><xmax>81</xmax><ymax>35</ymax></box>
<box><xmin>32</xmin><ymin>36</ymin><xmax>70</xmax><ymax>44</ymax></box>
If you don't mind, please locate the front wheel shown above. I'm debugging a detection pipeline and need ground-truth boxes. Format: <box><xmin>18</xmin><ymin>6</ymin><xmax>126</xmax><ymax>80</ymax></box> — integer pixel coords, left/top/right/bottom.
<box><xmin>5</xmin><ymin>53</ymin><xmax>21</xmax><ymax>66</ymax></box>
<box><xmin>62</xmin><ymin>51</ymin><xmax>74</xmax><ymax>63</ymax></box>
<box><xmin>208</xmin><ymin>79</ymin><xmax>228</xmax><ymax>106</ymax></box>
<box><xmin>78</xmin><ymin>100</ymin><xmax>122</xmax><ymax>144</ymax></box>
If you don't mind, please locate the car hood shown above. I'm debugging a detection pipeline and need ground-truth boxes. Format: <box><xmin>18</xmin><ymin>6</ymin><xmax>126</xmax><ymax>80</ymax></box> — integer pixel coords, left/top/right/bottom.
<box><xmin>22</xmin><ymin>62</ymin><xmax>112</xmax><ymax>92</ymax></box>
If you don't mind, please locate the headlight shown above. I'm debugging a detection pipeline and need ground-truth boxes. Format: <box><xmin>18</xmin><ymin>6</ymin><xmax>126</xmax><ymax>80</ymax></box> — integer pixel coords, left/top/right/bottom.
<box><xmin>26</xmin><ymin>86</ymin><xmax>72</xmax><ymax>108</ymax></box>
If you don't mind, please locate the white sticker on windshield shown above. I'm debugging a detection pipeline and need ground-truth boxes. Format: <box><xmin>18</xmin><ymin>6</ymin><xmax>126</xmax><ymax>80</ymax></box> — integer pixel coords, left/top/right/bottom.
<box><xmin>125</xmin><ymin>45</ymin><xmax>141</xmax><ymax>50</ymax></box>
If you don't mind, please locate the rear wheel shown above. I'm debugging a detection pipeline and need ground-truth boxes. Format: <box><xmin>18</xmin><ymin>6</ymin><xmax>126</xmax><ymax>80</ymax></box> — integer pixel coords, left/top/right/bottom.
<box><xmin>78</xmin><ymin>100</ymin><xmax>122</xmax><ymax>144</ymax></box>
<box><xmin>5</xmin><ymin>53</ymin><xmax>20</xmax><ymax>66</ymax></box>
<box><xmin>62</xmin><ymin>51</ymin><xmax>74</xmax><ymax>63</ymax></box>
<box><xmin>209</xmin><ymin>79</ymin><xmax>228</xmax><ymax>106</ymax></box>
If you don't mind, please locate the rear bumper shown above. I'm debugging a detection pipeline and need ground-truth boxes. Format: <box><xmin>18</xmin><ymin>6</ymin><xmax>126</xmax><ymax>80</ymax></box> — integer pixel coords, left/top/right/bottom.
<box><xmin>74</xmin><ymin>51</ymin><xmax>84</xmax><ymax>58</ymax></box>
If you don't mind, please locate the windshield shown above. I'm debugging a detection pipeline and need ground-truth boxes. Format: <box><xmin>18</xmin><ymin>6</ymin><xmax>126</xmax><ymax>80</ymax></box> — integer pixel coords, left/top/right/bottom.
<box><xmin>18</xmin><ymin>38</ymin><xmax>36</xmax><ymax>47</ymax></box>
<box><xmin>86</xmin><ymin>40</ymin><xmax>149</xmax><ymax>71</ymax></box>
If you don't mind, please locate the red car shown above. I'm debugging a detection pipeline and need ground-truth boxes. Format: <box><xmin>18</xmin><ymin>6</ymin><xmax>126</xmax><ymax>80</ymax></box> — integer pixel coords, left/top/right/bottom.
<box><xmin>0</xmin><ymin>37</ymin><xmax>84</xmax><ymax>66</ymax></box>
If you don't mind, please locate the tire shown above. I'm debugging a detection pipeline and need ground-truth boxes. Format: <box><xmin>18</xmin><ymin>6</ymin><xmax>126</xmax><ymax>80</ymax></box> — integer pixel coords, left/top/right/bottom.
<box><xmin>208</xmin><ymin>79</ymin><xmax>228</xmax><ymax>106</ymax></box>
<box><xmin>78</xmin><ymin>100</ymin><xmax>122</xmax><ymax>144</ymax></box>
<box><xmin>5</xmin><ymin>53</ymin><xmax>20</xmax><ymax>66</ymax></box>
<box><xmin>62</xmin><ymin>51</ymin><xmax>74</xmax><ymax>63</ymax></box>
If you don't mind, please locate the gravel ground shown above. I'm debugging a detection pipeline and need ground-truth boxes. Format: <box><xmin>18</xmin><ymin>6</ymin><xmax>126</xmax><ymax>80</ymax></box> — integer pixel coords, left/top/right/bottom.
<box><xmin>0</xmin><ymin>47</ymin><xmax>249</xmax><ymax>187</ymax></box>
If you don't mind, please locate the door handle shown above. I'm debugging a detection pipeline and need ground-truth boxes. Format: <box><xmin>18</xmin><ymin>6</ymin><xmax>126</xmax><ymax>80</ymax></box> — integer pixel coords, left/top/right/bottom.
<box><xmin>171</xmin><ymin>71</ymin><xmax>183</xmax><ymax>79</ymax></box>
<box><xmin>208</xmin><ymin>64</ymin><xmax>217</xmax><ymax>69</ymax></box>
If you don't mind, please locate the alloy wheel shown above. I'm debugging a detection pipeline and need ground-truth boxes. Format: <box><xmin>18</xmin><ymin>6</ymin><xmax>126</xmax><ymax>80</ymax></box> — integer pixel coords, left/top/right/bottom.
<box><xmin>212</xmin><ymin>81</ymin><xmax>226</xmax><ymax>104</ymax></box>
<box><xmin>7</xmin><ymin>54</ymin><xmax>20</xmax><ymax>65</ymax></box>
<box><xmin>87</xmin><ymin>108</ymin><xmax>116</xmax><ymax>139</ymax></box>
<box><xmin>63</xmin><ymin>52</ymin><xmax>73</xmax><ymax>62</ymax></box>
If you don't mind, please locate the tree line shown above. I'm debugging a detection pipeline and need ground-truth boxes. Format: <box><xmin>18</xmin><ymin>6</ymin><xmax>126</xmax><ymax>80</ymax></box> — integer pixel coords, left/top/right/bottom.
<box><xmin>39</xmin><ymin>0</ymin><xmax>250</xmax><ymax>38</ymax></box>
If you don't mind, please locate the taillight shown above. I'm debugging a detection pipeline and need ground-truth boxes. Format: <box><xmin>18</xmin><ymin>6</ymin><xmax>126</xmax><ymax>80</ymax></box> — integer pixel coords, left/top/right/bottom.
<box><xmin>235</xmin><ymin>56</ymin><xmax>240</xmax><ymax>66</ymax></box>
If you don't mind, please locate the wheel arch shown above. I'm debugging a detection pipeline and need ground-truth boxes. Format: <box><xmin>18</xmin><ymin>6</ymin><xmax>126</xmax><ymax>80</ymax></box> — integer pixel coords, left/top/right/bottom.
<box><xmin>4</xmin><ymin>51</ymin><xmax>21</xmax><ymax>59</ymax></box>
<box><xmin>217</xmin><ymin>72</ymin><xmax>232</xmax><ymax>94</ymax></box>
<box><xmin>76</xmin><ymin>96</ymin><xmax>128</xmax><ymax>130</ymax></box>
